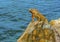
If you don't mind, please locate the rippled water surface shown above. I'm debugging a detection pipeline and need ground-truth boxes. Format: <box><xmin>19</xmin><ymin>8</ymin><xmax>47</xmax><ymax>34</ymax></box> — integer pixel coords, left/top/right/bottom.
<box><xmin>0</xmin><ymin>0</ymin><xmax>60</xmax><ymax>42</ymax></box>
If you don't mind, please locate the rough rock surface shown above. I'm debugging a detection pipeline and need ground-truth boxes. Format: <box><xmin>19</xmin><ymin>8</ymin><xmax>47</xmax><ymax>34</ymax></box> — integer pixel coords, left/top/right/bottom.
<box><xmin>17</xmin><ymin>21</ymin><xmax>55</xmax><ymax>42</ymax></box>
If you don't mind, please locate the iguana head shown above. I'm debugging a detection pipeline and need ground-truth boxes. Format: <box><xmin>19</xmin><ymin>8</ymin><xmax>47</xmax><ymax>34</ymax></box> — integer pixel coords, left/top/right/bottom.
<box><xmin>29</xmin><ymin>9</ymin><xmax>38</xmax><ymax>15</ymax></box>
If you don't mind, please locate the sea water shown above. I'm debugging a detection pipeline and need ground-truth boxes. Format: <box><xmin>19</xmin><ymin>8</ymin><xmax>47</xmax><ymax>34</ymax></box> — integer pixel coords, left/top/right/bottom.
<box><xmin>0</xmin><ymin>0</ymin><xmax>60</xmax><ymax>42</ymax></box>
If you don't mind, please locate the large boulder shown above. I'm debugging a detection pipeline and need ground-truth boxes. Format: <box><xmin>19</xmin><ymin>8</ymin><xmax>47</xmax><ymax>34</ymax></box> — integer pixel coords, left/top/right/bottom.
<box><xmin>17</xmin><ymin>21</ymin><xmax>55</xmax><ymax>42</ymax></box>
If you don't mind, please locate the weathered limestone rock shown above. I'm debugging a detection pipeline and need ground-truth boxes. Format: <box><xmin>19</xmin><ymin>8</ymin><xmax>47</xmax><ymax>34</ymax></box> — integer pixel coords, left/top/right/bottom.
<box><xmin>17</xmin><ymin>21</ymin><xmax>55</xmax><ymax>42</ymax></box>
<box><xmin>50</xmin><ymin>18</ymin><xmax>60</xmax><ymax>42</ymax></box>
<box><xmin>17</xmin><ymin>21</ymin><xmax>39</xmax><ymax>42</ymax></box>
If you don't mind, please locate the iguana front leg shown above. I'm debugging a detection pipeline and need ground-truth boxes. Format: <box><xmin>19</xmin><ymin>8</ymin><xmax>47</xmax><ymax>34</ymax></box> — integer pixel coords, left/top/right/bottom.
<box><xmin>32</xmin><ymin>14</ymin><xmax>35</xmax><ymax>22</ymax></box>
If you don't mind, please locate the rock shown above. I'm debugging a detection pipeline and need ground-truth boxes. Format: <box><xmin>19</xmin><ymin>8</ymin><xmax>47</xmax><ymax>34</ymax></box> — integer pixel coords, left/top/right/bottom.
<box><xmin>50</xmin><ymin>18</ymin><xmax>60</xmax><ymax>42</ymax></box>
<box><xmin>17</xmin><ymin>21</ymin><xmax>39</xmax><ymax>42</ymax></box>
<box><xmin>17</xmin><ymin>21</ymin><xmax>55</xmax><ymax>42</ymax></box>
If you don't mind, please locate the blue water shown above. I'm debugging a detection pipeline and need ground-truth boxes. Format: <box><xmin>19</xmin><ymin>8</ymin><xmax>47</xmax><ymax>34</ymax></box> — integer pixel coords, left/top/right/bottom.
<box><xmin>0</xmin><ymin>0</ymin><xmax>60</xmax><ymax>42</ymax></box>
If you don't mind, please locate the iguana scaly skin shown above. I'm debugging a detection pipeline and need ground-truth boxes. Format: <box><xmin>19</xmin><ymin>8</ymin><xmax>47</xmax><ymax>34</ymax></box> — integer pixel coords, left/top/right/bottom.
<box><xmin>29</xmin><ymin>9</ymin><xmax>48</xmax><ymax>24</ymax></box>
